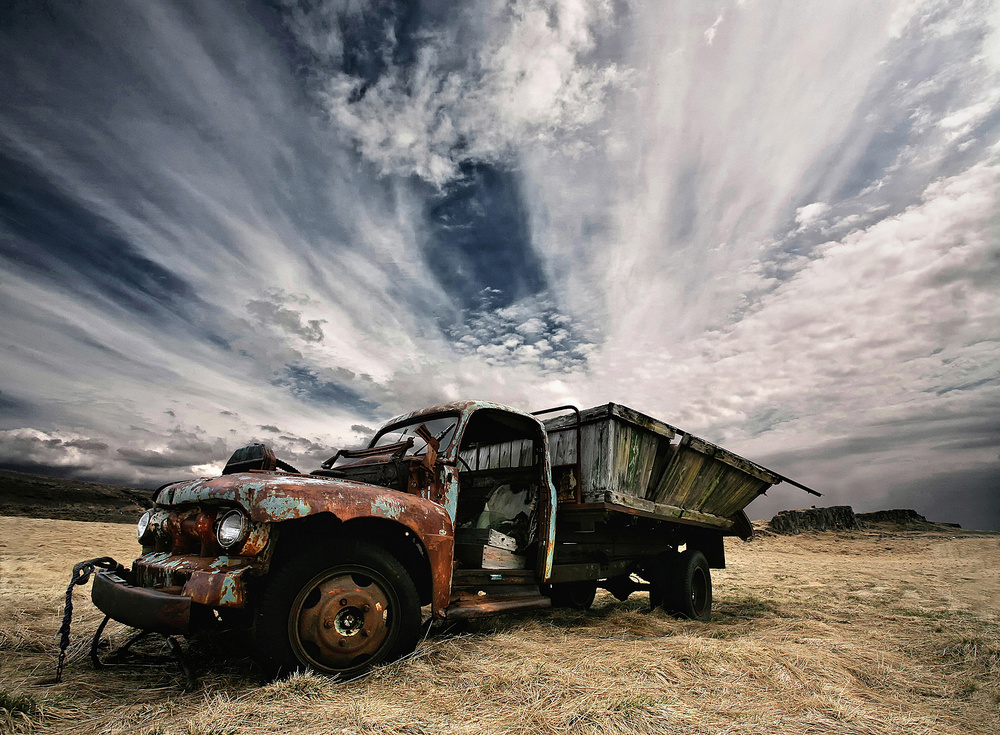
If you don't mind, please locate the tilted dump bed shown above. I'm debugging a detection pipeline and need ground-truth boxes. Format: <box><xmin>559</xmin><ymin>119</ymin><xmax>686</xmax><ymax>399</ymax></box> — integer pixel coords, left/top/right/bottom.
<box><xmin>542</xmin><ymin>403</ymin><xmax>782</xmax><ymax>532</ymax></box>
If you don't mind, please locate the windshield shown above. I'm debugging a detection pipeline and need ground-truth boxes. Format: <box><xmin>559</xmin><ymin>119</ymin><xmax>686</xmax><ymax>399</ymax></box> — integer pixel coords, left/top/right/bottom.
<box><xmin>371</xmin><ymin>414</ymin><xmax>460</xmax><ymax>457</ymax></box>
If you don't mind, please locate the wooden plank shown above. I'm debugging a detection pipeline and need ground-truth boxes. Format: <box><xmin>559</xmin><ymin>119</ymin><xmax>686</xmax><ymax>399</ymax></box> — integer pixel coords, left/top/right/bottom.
<box><xmin>500</xmin><ymin>441</ymin><xmax>512</xmax><ymax>469</ymax></box>
<box><xmin>455</xmin><ymin>528</ymin><xmax>518</xmax><ymax>551</ymax></box>
<box><xmin>683</xmin><ymin>435</ymin><xmax>780</xmax><ymax>484</ymax></box>
<box><xmin>518</xmin><ymin>439</ymin><xmax>533</xmax><ymax>467</ymax></box>
<box><xmin>543</xmin><ymin>403</ymin><xmax>677</xmax><ymax>440</ymax></box>
<box><xmin>608</xmin><ymin>403</ymin><xmax>678</xmax><ymax>439</ymax></box>
<box><xmin>550</xmin><ymin>429</ymin><xmax>574</xmax><ymax>465</ymax></box>
<box><xmin>645</xmin><ymin>439</ymin><xmax>675</xmax><ymax>500</ymax></box>
<box><xmin>459</xmin><ymin>448</ymin><xmax>476</xmax><ymax>471</ymax></box>
<box><xmin>605</xmin><ymin>491</ymin><xmax>734</xmax><ymax>529</ymax></box>
<box><xmin>481</xmin><ymin>545</ymin><xmax>526</xmax><ymax>569</ymax></box>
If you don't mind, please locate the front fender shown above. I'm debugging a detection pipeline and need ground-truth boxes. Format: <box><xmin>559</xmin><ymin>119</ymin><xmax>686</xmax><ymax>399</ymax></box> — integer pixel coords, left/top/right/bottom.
<box><xmin>159</xmin><ymin>473</ymin><xmax>455</xmax><ymax>615</ymax></box>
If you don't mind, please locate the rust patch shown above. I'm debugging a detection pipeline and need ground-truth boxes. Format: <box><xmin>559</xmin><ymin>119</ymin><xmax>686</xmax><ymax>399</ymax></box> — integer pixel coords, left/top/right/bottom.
<box><xmin>134</xmin><ymin>552</ymin><xmax>258</xmax><ymax>608</ymax></box>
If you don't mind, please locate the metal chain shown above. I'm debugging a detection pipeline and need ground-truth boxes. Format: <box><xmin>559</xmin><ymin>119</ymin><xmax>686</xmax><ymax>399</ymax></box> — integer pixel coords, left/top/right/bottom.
<box><xmin>55</xmin><ymin>557</ymin><xmax>125</xmax><ymax>683</ymax></box>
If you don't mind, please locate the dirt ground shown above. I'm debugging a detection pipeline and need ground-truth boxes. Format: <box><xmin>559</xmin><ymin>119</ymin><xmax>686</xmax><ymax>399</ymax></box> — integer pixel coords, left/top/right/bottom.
<box><xmin>1</xmin><ymin>516</ymin><xmax>998</xmax><ymax>734</ymax></box>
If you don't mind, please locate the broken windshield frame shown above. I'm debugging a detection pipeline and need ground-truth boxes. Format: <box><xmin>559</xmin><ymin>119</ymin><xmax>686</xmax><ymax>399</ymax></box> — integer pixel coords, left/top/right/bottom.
<box><xmin>369</xmin><ymin>414</ymin><xmax>460</xmax><ymax>459</ymax></box>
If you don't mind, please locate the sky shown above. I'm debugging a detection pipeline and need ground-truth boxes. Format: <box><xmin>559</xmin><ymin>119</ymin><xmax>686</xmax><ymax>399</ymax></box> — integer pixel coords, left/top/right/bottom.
<box><xmin>1</xmin><ymin>0</ymin><xmax>998</xmax><ymax>530</ymax></box>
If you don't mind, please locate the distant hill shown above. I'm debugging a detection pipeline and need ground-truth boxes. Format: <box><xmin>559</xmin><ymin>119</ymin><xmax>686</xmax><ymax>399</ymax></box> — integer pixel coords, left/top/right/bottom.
<box><xmin>0</xmin><ymin>469</ymin><xmax>151</xmax><ymax>524</ymax></box>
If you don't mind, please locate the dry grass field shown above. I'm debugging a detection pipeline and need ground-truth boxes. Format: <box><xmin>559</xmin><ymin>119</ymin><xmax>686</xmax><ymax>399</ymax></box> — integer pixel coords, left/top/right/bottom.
<box><xmin>2</xmin><ymin>515</ymin><xmax>998</xmax><ymax>735</ymax></box>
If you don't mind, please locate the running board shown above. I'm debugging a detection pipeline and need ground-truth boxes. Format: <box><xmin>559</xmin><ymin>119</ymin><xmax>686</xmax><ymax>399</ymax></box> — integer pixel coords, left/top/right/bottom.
<box><xmin>446</xmin><ymin>594</ymin><xmax>552</xmax><ymax>619</ymax></box>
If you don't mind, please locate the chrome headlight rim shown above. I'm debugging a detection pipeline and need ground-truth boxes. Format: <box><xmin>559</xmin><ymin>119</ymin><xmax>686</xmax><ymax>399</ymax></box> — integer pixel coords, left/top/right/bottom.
<box><xmin>136</xmin><ymin>509</ymin><xmax>153</xmax><ymax>544</ymax></box>
<box><xmin>216</xmin><ymin>509</ymin><xmax>247</xmax><ymax>549</ymax></box>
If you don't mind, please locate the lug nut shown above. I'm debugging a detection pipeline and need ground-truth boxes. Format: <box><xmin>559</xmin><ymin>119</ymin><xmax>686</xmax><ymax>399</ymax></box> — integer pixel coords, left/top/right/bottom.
<box><xmin>361</xmin><ymin>628</ymin><xmax>370</xmax><ymax>637</ymax></box>
<box><xmin>323</xmin><ymin>618</ymin><xmax>334</xmax><ymax>629</ymax></box>
<box><xmin>339</xmin><ymin>598</ymin><xmax>347</xmax><ymax>606</ymax></box>
<box><xmin>338</xmin><ymin>639</ymin><xmax>347</xmax><ymax>647</ymax></box>
<box><xmin>362</xmin><ymin>604</ymin><xmax>371</xmax><ymax>612</ymax></box>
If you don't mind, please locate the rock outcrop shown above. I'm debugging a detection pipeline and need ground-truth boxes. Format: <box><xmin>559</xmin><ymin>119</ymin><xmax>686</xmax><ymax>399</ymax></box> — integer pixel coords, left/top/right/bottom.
<box><xmin>768</xmin><ymin>505</ymin><xmax>861</xmax><ymax>534</ymax></box>
<box><xmin>856</xmin><ymin>509</ymin><xmax>927</xmax><ymax>524</ymax></box>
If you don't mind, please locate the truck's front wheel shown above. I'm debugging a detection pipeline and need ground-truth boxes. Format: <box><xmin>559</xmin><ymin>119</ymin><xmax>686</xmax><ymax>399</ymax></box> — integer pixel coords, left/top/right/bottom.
<box><xmin>252</xmin><ymin>540</ymin><xmax>421</xmax><ymax>679</ymax></box>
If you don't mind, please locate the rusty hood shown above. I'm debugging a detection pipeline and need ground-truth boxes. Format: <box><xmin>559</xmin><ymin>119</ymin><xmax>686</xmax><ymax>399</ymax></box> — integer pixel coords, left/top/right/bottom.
<box><xmin>156</xmin><ymin>472</ymin><xmax>453</xmax><ymax>535</ymax></box>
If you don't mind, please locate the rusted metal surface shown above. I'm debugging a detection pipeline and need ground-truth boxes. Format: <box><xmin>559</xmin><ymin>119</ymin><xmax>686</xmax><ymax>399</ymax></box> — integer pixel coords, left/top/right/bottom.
<box><xmin>92</xmin><ymin>569</ymin><xmax>191</xmax><ymax>635</ymax></box>
<box><xmin>134</xmin><ymin>551</ymin><xmax>258</xmax><ymax>607</ymax></box>
<box><xmin>158</xmin><ymin>473</ymin><xmax>456</xmax><ymax>616</ymax></box>
<box><xmin>291</xmin><ymin>570</ymin><xmax>394</xmax><ymax>672</ymax></box>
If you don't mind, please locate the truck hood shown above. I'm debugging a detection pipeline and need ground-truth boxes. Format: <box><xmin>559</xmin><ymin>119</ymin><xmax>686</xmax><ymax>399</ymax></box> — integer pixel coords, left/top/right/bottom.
<box><xmin>156</xmin><ymin>472</ymin><xmax>452</xmax><ymax>533</ymax></box>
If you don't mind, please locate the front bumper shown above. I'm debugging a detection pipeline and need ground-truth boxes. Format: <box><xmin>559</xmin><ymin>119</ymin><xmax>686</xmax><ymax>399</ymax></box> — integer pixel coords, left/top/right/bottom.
<box><xmin>92</xmin><ymin>569</ymin><xmax>192</xmax><ymax>635</ymax></box>
<box><xmin>91</xmin><ymin>552</ymin><xmax>259</xmax><ymax>635</ymax></box>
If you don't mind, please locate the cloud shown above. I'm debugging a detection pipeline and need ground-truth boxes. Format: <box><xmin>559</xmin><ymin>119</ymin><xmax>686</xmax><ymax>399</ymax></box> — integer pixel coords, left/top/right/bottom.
<box><xmin>704</xmin><ymin>12</ymin><xmax>724</xmax><ymax>45</ymax></box>
<box><xmin>794</xmin><ymin>202</ymin><xmax>831</xmax><ymax>229</ymax></box>
<box><xmin>246</xmin><ymin>294</ymin><xmax>326</xmax><ymax>342</ymax></box>
<box><xmin>0</xmin><ymin>429</ymin><xmax>110</xmax><ymax>473</ymax></box>
<box><xmin>289</xmin><ymin>0</ymin><xmax>629</xmax><ymax>185</ymax></box>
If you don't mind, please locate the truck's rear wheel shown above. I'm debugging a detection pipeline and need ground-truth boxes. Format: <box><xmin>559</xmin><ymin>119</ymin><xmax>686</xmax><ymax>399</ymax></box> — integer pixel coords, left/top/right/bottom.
<box><xmin>252</xmin><ymin>540</ymin><xmax>420</xmax><ymax>679</ymax></box>
<box><xmin>673</xmin><ymin>549</ymin><xmax>712</xmax><ymax>621</ymax></box>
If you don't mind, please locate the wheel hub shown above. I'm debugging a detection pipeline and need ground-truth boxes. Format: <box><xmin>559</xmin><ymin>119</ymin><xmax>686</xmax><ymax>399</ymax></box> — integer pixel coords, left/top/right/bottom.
<box><xmin>292</xmin><ymin>571</ymin><xmax>392</xmax><ymax>671</ymax></box>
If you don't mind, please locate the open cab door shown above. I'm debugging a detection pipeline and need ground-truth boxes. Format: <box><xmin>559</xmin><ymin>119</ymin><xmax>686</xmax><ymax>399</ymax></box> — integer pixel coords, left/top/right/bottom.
<box><xmin>446</xmin><ymin>407</ymin><xmax>557</xmax><ymax>617</ymax></box>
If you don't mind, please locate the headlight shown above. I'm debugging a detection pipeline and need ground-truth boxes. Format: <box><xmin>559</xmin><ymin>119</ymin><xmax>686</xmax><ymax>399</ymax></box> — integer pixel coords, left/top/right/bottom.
<box><xmin>216</xmin><ymin>509</ymin><xmax>247</xmax><ymax>548</ymax></box>
<box><xmin>136</xmin><ymin>510</ymin><xmax>153</xmax><ymax>543</ymax></box>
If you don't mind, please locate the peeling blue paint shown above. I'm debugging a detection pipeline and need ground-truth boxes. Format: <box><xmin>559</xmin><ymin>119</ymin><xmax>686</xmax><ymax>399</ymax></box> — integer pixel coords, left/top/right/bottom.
<box><xmin>371</xmin><ymin>496</ymin><xmax>403</xmax><ymax>520</ymax></box>
<box><xmin>255</xmin><ymin>494</ymin><xmax>313</xmax><ymax>520</ymax></box>
<box><xmin>219</xmin><ymin>576</ymin><xmax>240</xmax><ymax>606</ymax></box>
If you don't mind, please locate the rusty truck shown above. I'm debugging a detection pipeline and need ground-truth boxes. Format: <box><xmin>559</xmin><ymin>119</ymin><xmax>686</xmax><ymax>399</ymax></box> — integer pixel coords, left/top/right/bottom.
<box><xmin>90</xmin><ymin>400</ymin><xmax>817</xmax><ymax>678</ymax></box>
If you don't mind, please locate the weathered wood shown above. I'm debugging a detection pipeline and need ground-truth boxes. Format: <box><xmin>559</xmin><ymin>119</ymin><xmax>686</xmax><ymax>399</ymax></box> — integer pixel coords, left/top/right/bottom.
<box><xmin>543</xmin><ymin>403</ymin><xmax>780</xmax><ymax>532</ymax></box>
<box><xmin>455</xmin><ymin>528</ymin><xmax>517</xmax><ymax>551</ymax></box>
<box><xmin>481</xmin><ymin>545</ymin><xmax>525</xmax><ymax>569</ymax></box>
<box><xmin>682</xmin><ymin>435</ymin><xmax>780</xmax><ymax>484</ymax></box>
<box><xmin>605</xmin><ymin>491</ymin><xmax>734</xmax><ymax>529</ymax></box>
<box><xmin>544</xmin><ymin>403</ymin><xmax>677</xmax><ymax>440</ymax></box>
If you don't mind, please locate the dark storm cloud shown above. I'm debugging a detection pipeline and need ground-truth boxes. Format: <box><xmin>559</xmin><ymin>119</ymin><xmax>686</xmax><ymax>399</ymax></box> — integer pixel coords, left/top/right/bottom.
<box><xmin>0</xmin><ymin>391</ymin><xmax>38</xmax><ymax>425</ymax></box>
<box><xmin>0</xmin><ymin>428</ymin><xmax>111</xmax><ymax>478</ymax></box>
<box><xmin>877</xmin><ymin>466</ymin><xmax>1000</xmax><ymax>532</ymax></box>
<box><xmin>62</xmin><ymin>438</ymin><xmax>110</xmax><ymax>452</ymax></box>
<box><xmin>272</xmin><ymin>365</ymin><xmax>378</xmax><ymax>417</ymax></box>
<box><xmin>116</xmin><ymin>432</ymin><xmax>227</xmax><ymax>469</ymax></box>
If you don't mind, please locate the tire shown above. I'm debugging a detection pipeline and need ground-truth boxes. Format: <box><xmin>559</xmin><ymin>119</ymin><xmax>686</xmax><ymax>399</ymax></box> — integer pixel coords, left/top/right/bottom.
<box><xmin>544</xmin><ymin>580</ymin><xmax>598</xmax><ymax>610</ymax></box>
<box><xmin>251</xmin><ymin>540</ymin><xmax>421</xmax><ymax>679</ymax></box>
<box><xmin>673</xmin><ymin>549</ymin><xmax>712</xmax><ymax>621</ymax></box>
